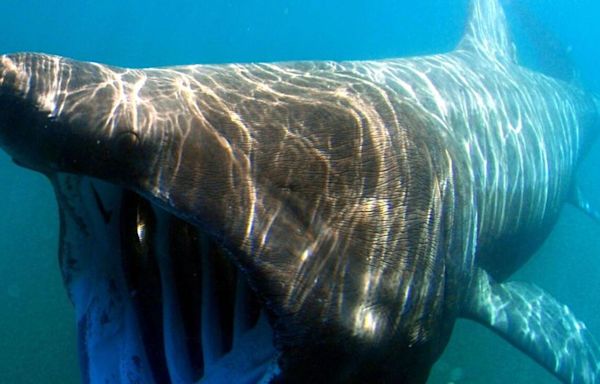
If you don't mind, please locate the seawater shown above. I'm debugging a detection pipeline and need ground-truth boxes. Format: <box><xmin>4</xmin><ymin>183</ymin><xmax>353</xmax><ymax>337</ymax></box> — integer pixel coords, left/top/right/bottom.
<box><xmin>0</xmin><ymin>0</ymin><xmax>598</xmax><ymax>383</ymax></box>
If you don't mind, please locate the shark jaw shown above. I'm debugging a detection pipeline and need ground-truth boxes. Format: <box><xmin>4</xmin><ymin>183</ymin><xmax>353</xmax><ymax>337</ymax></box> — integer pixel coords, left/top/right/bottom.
<box><xmin>53</xmin><ymin>174</ymin><xmax>280</xmax><ymax>384</ymax></box>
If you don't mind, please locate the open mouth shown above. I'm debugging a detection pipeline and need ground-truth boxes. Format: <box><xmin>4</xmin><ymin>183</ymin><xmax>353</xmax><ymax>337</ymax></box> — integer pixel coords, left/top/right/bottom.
<box><xmin>51</xmin><ymin>174</ymin><xmax>279</xmax><ymax>384</ymax></box>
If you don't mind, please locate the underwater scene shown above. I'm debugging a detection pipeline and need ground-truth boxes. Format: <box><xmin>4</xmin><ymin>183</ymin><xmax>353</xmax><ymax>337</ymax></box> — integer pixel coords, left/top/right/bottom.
<box><xmin>0</xmin><ymin>0</ymin><xmax>599</xmax><ymax>383</ymax></box>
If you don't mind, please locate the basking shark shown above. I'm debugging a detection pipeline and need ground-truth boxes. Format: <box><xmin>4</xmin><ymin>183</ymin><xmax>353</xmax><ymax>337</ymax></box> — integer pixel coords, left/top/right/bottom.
<box><xmin>0</xmin><ymin>0</ymin><xmax>599</xmax><ymax>382</ymax></box>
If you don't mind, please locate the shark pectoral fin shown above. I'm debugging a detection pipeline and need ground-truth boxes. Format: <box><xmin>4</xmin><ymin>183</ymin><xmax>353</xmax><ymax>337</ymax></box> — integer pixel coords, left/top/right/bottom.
<box><xmin>462</xmin><ymin>268</ymin><xmax>600</xmax><ymax>384</ymax></box>
<box><xmin>569</xmin><ymin>183</ymin><xmax>600</xmax><ymax>225</ymax></box>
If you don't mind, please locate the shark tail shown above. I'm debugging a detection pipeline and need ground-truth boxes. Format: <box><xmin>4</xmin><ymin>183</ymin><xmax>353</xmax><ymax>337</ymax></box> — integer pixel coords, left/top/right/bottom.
<box><xmin>570</xmin><ymin>94</ymin><xmax>600</xmax><ymax>222</ymax></box>
<box><xmin>569</xmin><ymin>183</ymin><xmax>600</xmax><ymax>226</ymax></box>
<box><xmin>462</xmin><ymin>269</ymin><xmax>600</xmax><ymax>384</ymax></box>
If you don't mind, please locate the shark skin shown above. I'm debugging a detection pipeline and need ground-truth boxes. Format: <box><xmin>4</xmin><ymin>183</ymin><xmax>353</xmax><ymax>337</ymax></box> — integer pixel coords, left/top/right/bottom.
<box><xmin>0</xmin><ymin>0</ymin><xmax>599</xmax><ymax>383</ymax></box>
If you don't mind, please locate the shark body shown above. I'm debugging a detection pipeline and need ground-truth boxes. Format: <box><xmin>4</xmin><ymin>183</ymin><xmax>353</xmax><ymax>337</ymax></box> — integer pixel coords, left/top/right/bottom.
<box><xmin>0</xmin><ymin>0</ymin><xmax>598</xmax><ymax>383</ymax></box>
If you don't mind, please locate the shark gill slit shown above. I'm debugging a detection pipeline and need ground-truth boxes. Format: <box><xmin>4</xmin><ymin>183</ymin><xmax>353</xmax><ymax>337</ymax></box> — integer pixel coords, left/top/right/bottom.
<box><xmin>120</xmin><ymin>191</ymin><xmax>171</xmax><ymax>383</ymax></box>
<box><xmin>119</xmin><ymin>189</ymin><xmax>263</xmax><ymax>382</ymax></box>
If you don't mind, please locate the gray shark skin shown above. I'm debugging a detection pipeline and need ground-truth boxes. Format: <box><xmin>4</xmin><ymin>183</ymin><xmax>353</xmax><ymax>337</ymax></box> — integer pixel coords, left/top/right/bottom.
<box><xmin>0</xmin><ymin>0</ymin><xmax>599</xmax><ymax>383</ymax></box>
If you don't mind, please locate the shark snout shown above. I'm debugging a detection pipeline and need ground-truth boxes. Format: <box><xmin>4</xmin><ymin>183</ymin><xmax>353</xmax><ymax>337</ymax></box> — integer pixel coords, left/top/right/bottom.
<box><xmin>0</xmin><ymin>54</ymin><xmax>96</xmax><ymax>174</ymax></box>
<box><xmin>0</xmin><ymin>53</ymin><xmax>70</xmax><ymax>116</ymax></box>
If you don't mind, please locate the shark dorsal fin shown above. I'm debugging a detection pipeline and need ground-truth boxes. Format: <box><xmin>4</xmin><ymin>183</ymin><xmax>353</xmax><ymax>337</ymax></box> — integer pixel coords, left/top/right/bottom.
<box><xmin>457</xmin><ymin>0</ymin><xmax>517</xmax><ymax>63</ymax></box>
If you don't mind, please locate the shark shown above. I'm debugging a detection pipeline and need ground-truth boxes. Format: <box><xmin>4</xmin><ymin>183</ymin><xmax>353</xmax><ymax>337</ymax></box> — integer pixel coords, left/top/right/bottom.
<box><xmin>0</xmin><ymin>0</ymin><xmax>598</xmax><ymax>382</ymax></box>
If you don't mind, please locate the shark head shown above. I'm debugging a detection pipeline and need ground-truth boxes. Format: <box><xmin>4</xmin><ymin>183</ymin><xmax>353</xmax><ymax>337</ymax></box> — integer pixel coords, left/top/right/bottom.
<box><xmin>0</xmin><ymin>52</ymin><xmax>456</xmax><ymax>384</ymax></box>
<box><xmin>1</xmin><ymin>0</ymin><xmax>600</xmax><ymax>383</ymax></box>
<box><xmin>0</xmin><ymin>50</ymin><xmax>451</xmax><ymax>382</ymax></box>
<box><xmin>0</xmin><ymin>54</ymin><xmax>157</xmax><ymax>183</ymax></box>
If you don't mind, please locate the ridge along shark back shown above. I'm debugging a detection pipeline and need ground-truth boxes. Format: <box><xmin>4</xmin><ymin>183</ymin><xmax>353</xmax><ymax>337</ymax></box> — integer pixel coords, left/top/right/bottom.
<box><xmin>0</xmin><ymin>0</ymin><xmax>599</xmax><ymax>383</ymax></box>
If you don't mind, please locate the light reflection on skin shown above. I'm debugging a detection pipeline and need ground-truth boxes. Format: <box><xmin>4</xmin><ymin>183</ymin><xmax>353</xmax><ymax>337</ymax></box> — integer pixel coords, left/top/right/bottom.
<box><xmin>0</xmin><ymin>0</ymin><xmax>598</xmax><ymax>382</ymax></box>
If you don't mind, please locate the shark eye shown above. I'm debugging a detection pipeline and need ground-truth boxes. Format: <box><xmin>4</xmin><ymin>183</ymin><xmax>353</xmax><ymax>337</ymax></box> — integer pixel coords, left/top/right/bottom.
<box><xmin>114</xmin><ymin>130</ymin><xmax>140</xmax><ymax>155</ymax></box>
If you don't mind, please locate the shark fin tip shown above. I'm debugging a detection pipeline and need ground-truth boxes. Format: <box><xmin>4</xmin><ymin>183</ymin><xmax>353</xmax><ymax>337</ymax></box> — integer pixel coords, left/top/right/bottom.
<box><xmin>457</xmin><ymin>0</ymin><xmax>517</xmax><ymax>63</ymax></box>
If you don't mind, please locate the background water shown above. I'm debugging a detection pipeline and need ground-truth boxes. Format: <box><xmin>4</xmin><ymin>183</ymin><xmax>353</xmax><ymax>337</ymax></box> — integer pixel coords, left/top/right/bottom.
<box><xmin>0</xmin><ymin>0</ymin><xmax>598</xmax><ymax>383</ymax></box>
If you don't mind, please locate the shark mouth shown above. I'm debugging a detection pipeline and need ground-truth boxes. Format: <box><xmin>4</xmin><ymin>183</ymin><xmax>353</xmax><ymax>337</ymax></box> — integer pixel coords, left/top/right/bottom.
<box><xmin>51</xmin><ymin>174</ymin><xmax>279</xmax><ymax>384</ymax></box>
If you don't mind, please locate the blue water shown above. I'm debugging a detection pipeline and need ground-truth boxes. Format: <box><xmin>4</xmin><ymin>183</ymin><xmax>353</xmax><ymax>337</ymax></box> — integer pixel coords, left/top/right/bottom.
<box><xmin>0</xmin><ymin>0</ymin><xmax>598</xmax><ymax>383</ymax></box>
